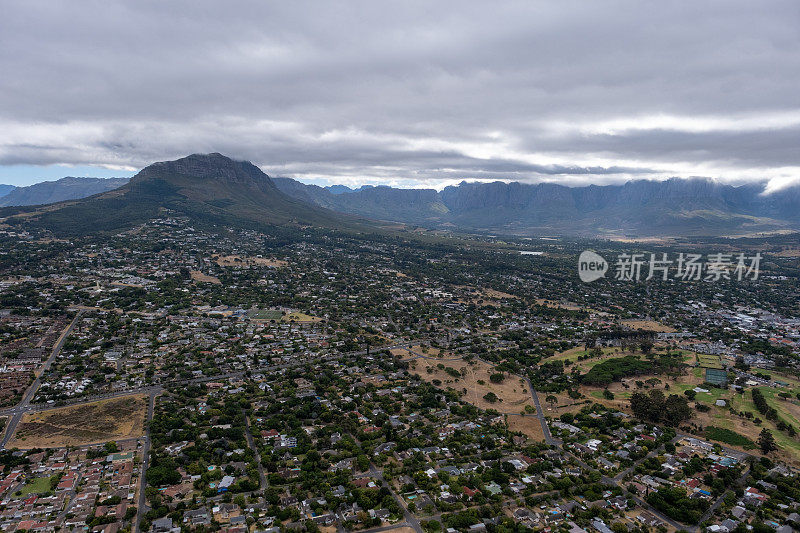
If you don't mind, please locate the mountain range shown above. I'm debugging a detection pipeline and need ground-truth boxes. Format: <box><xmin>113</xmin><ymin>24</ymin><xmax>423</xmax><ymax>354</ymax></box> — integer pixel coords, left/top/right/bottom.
<box><xmin>273</xmin><ymin>177</ymin><xmax>800</xmax><ymax>237</ymax></box>
<box><xmin>2</xmin><ymin>153</ymin><xmax>799</xmax><ymax>238</ymax></box>
<box><xmin>0</xmin><ymin>177</ymin><xmax>130</xmax><ymax>207</ymax></box>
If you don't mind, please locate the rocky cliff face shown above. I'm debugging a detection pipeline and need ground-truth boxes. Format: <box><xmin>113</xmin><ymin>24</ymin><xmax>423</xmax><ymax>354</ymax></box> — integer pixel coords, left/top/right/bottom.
<box><xmin>275</xmin><ymin>175</ymin><xmax>800</xmax><ymax>235</ymax></box>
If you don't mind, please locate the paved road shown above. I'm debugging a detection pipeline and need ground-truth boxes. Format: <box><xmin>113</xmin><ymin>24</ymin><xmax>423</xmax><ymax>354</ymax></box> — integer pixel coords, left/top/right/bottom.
<box><xmin>243</xmin><ymin>409</ymin><xmax>268</xmax><ymax>490</ymax></box>
<box><xmin>387</xmin><ymin>484</ymin><xmax>424</xmax><ymax>533</ymax></box>
<box><xmin>523</xmin><ymin>377</ymin><xmax>557</xmax><ymax>446</ymax></box>
<box><xmin>0</xmin><ymin>310</ymin><xmax>83</xmax><ymax>448</ymax></box>
<box><xmin>358</xmin><ymin>454</ymin><xmax>423</xmax><ymax>533</ymax></box>
<box><xmin>693</xmin><ymin>464</ymin><xmax>750</xmax><ymax>532</ymax></box>
<box><xmin>135</xmin><ymin>390</ymin><xmax>157</xmax><ymax>533</ymax></box>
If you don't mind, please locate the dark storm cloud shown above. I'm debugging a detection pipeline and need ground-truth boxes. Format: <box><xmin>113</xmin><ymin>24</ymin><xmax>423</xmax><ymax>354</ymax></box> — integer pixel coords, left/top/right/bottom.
<box><xmin>1</xmin><ymin>1</ymin><xmax>799</xmax><ymax>189</ymax></box>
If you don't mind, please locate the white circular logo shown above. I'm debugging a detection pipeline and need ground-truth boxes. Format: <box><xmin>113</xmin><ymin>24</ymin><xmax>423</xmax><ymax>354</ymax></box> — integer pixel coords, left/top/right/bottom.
<box><xmin>578</xmin><ymin>250</ymin><xmax>607</xmax><ymax>282</ymax></box>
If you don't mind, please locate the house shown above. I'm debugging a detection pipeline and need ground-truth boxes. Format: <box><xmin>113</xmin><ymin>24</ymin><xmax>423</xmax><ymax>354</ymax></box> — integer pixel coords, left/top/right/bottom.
<box><xmin>586</xmin><ymin>439</ymin><xmax>602</xmax><ymax>451</ymax></box>
<box><xmin>512</xmin><ymin>508</ymin><xmax>538</xmax><ymax>526</ymax></box>
<box><xmin>743</xmin><ymin>486</ymin><xmax>767</xmax><ymax>505</ymax></box>
<box><xmin>591</xmin><ymin>518</ymin><xmax>614</xmax><ymax>533</ymax></box>
<box><xmin>462</xmin><ymin>486</ymin><xmax>481</xmax><ymax>500</ymax></box>
<box><xmin>152</xmin><ymin>517</ymin><xmax>174</xmax><ymax>532</ymax></box>
<box><xmin>636</xmin><ymin>512</ymin><xmax>662</xmax><ymax>527</ymax></box>
<box><xmin>485</xmin><ymin>482</ymin><xmax>502</xmax><ymax>496</ymax></box>
<box><xmin>184</xmin><ymin>509</ymin><xmax>211</xmax><ymax>526</ymax></box>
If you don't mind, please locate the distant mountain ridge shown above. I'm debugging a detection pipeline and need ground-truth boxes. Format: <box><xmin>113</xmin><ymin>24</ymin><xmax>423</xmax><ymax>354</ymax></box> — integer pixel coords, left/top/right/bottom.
<box><xmin>0</xmin><ymin>185</ymin><xmax>14</xmax><ymax>199</ymax></box>
<box><xmin>0</xmin><ymin>153</ymin><xmax>367</xmax><ymax>236</ymax></box>
<box><xmin>0</xmin><ymin>177</ymin><xmax>130</xmax><ymax>207</ymax></box>
<box><xmin>4</xmin><ymin>154</ymin><xmax>800</xmax><ymax>237</ymax></box>
<box><xmin>274</xmin><ymin>177</ymin><xmax>800</xmax><ymax>236</ymax></box>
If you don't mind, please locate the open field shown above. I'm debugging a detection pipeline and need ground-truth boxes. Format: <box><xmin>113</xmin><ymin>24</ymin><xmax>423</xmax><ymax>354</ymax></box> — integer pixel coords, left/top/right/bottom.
<box><xmin>399</xmin><ymin>351</ymin><xmax>541</xmax><ymax>439</ymax></box>
<box><xmin>506</xmin><ymin>415</ymin><xmax>545</xmax><ymax>441</ymax></box>
<box><xmin>281</xmin><ymin>311</ymin><xmax>322</xmax><ymax>323</ymax></box>
<box><xmin>190</xmin><ymin>270</ymin><xmax>221</xmax><ymax>284</ymax></box>
<box><xmin>547</xmin><ymin>348</ymin><xmax>693</xmax><ymax>375</ymax></box>
<box><xmin>386</xmin><ymin>528</ymin><xmax>417</xmax><ymax>533</ymax></box>
<box><xmin>534</xmin><ymin>299</ymin><xmax>583</xmax><ymax>311</ymax></box>
<box><xmin>248</xmin><ymin>309</ymin><xmax>283</xmax><ymax>321</ymax></box>
<box><xmin>212</xmin><ymin>254</ymin><xmax>288</xmax><ymax>268</ymax></box>
<box><xmin>15</xmin><ymin>475</ymin><xmax>56</xmax><ymax>497</ymax></box>
<box><xmin>620</xmin><ymin>319</ymin><xmax>676</xmax><ymax>333</ymax></box>
<box><xmin>725</xmin><ymin>386</ymin><xmax>800</xmax><ymax>464</ymax></box>
<box><xmin>482</xmin><ymin>288</ymin><xmax>518</xmax><ymax>300</ymax></box>
<box><xmin>452</xmin><ymin>286</ymin><xmax>520</xmax><ymax>307</ymax></box>
<box><xmin>9</xmin><ymin>395</ymin><xmax>147</xmax><ymax>449</ymax></box>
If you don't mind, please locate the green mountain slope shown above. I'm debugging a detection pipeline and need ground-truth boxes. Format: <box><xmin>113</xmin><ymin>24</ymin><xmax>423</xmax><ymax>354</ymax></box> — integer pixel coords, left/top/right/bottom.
<box><xmin>1</xmin><ymin>153</ymin><xmax>368</xmax><ymax>236</ymax></box>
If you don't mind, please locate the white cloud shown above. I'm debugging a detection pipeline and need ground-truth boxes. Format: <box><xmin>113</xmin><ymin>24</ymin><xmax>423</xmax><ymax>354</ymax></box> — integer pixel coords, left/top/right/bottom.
<box><xmin>0</xmin><ymin>1</ymin><xmax>798</xmax><ymax>191</ymax></box>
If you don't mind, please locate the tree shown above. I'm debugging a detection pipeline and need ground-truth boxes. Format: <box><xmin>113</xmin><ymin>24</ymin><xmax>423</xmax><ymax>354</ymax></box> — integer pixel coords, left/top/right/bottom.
<box><xmin>630</xmin><ymin>389</ymin><xmax>691</xmax><ymax>427</ymax></box>
<box><xmin>489</xmin><ymin>373</ymin><xmax>505</xmax><ymax>383</ymax></box>
<box><xmin>545</xmin><ymin>395</ymin><xmax>558</xmax><ymax>407</ymax></box>
<box><xmin>758</xmin><ymin>428</ymin><xmax>777</xmax><ymax>454</ymax></box>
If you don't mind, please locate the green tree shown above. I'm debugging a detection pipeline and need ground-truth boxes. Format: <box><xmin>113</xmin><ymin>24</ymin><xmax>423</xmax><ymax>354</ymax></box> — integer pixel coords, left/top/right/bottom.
<box><xmin>758</xmin><ymin>428</ymin><xmax>777</xmax><ymax>454</ymax></box>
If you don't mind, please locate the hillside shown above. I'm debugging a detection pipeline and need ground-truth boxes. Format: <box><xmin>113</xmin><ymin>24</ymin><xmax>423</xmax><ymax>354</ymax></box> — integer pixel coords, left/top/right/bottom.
<box><xmin>0</xmin><ymin>154</ymin><xmax>369</xmax><ymax>236</ymax></box>
<box><xmin>0</xmin><ymin>177</ymin><xmax>130</xmax><ymax>207</ymax></box>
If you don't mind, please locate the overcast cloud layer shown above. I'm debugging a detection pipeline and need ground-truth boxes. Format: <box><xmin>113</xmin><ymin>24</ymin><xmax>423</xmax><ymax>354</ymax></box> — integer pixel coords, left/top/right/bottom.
<box><xmin>2</xmin><ymin>1</ymin><xmax>800</xmax><ymax>190</ymax></box>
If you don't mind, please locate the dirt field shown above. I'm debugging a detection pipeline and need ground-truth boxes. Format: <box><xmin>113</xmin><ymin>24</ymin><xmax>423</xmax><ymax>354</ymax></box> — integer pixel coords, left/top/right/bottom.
<box><xmin>506</xmin><ymin>415</ymin><xmax>545</xmax><ymax>441</ymax></box>
<box><xmin>621</xmin><ymin>319</ymin><xmax>676</xmax><ymax>333</ymax></box>
<box><xmin>482</xmin><ymin>288</ymin><xmax>518</xmax><ymax>300</ymax></box>
<box><xmin>534</xmin><ymin>299</ymin><xmax>583</xmax><ymax>311</ymax></box>
<box><xmin>402</xmin><ymin>353</ymin><xmax>536</xmax><ymax>417</ymax></box>
<box><xmin>385</xmin><ymin>528</ymin><xmax>417</xmax><ymax>533</ymax></box>
<box><xmin>9</xmin><ymin>395</ymin><xmax>147</xmax><ymax>449</ymax></box>
<box><xmin>213</xmin><ymin>255</ymin><xmax>288</xmax><ymax>268</ymax></box>
<box><xmin>281</xmin><ymin>312</ymin><xmax>323</xmax><ymax>323</ymax></box>
<box><xmin>190</xmin><ymin>270</ymin><xmax>221</xmax><ymax>284</ymax></box>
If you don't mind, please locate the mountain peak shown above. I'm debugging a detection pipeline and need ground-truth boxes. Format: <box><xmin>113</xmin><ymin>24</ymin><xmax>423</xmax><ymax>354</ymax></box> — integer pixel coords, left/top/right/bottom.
<box><xmin>132</xmin><ymin>152</ymin><xmax>276</xmax><ymax>192</ymax></box>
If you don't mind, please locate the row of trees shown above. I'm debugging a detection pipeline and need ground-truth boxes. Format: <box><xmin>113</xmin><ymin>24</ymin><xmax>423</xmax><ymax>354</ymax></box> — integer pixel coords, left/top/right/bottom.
<box><xmin>752</xmin><ymin>389</ymin><xmax>797</xmax><ymax>437</ymax></box>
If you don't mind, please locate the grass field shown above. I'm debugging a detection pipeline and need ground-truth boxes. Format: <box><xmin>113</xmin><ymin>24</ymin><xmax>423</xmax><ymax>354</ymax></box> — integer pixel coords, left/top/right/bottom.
<box><xmin>9</xmin><ymin>395</ymin><xmax>147</xmax><ymax>449</ymax></box>
<box><xmin>548</xmin><ymin>348</ymin><xmax>694</xmax><ymax>375</ymax></box>
<box><xmin>696</xmin><ymin>386</ymin><xmax>800</xmax><ymax>464</ymax></box>
<box><xmin>16</xmin><ymin>475</ymin><xmax>55</xmax><ymax>496</ymax></box>
<box><xmin>248</xmin><ymin>309</ymin><xmax>283</xmax><ymax>320</ymax></box>
<box><xmin>569</xmin><ymin>358</ymin><xmax>800</xmax><ymax>464</ymax></box>
<box><xmin>705</xmin><ymin>426</ymin><xmax>756</xmax><ymax>449</ymax></box>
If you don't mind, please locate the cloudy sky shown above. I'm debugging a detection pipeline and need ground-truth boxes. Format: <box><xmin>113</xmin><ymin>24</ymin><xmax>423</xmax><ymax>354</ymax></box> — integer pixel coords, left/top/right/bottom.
<box><xmin>1</xmin><ymin>1</ymin><xmax>799</xmax><ymax>191</ymax></box>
